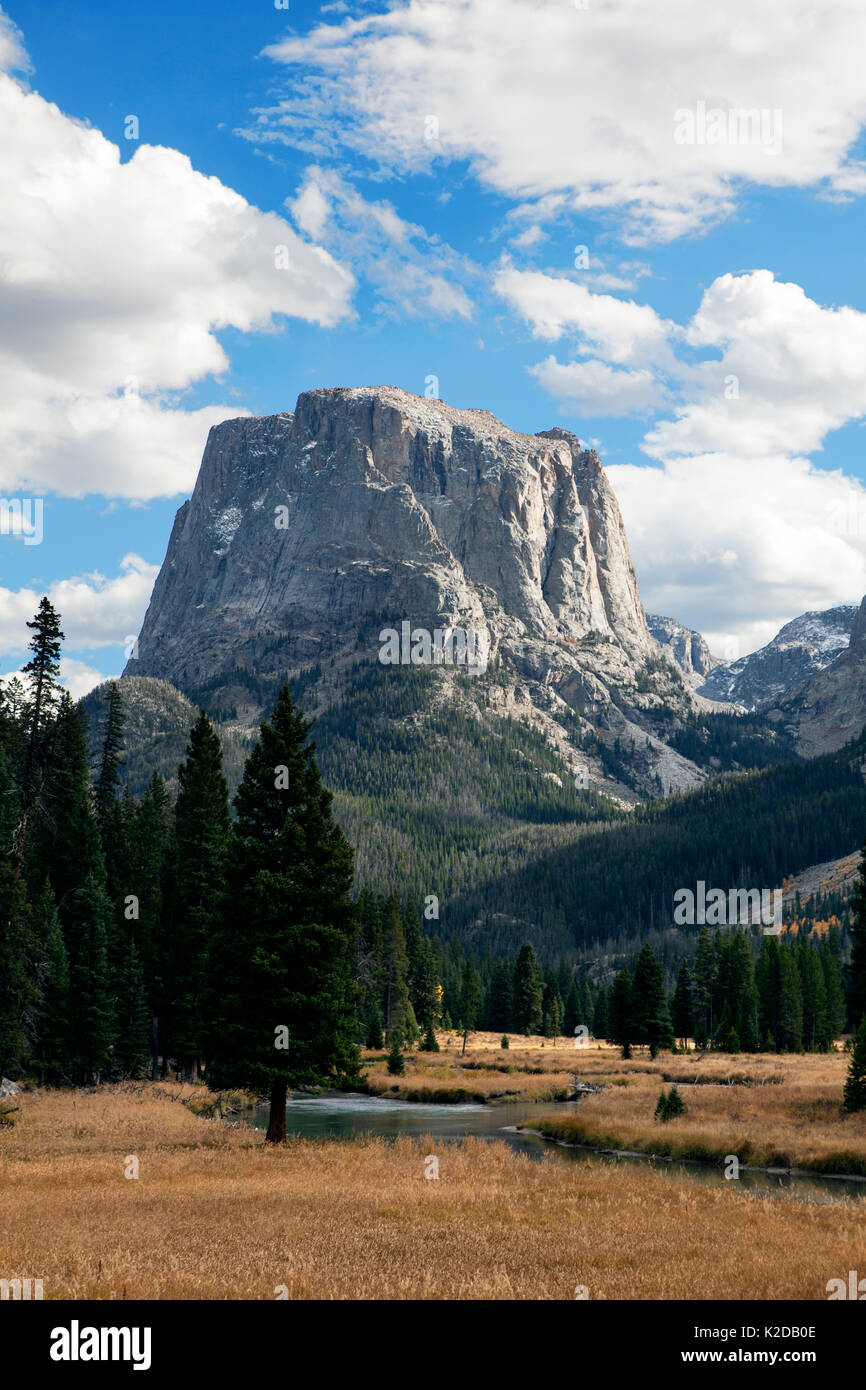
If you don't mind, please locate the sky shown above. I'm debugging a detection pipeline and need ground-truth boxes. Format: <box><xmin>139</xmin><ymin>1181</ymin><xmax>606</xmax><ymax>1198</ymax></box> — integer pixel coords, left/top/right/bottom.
<box><xmin>4</xmin><ymin>0</ymin><xmax>866</xmax><ymax>694</ymax></box>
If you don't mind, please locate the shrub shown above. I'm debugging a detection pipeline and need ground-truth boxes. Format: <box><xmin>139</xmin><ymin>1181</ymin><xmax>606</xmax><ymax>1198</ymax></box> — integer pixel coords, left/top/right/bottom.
<box><xmin>654</xmin><ymin>1086</ymin><xmax>687</xmax><ymax>1122</ymax></box>
<box><xmin>501</xmin><ymin>1035</ymin><xmax>510</xmax><ymax>1049</ymax></box>
<box><xmin>386</xmin><ymin>1035</ymin><xmax>405</xmax><ymax>1076</ymax></box>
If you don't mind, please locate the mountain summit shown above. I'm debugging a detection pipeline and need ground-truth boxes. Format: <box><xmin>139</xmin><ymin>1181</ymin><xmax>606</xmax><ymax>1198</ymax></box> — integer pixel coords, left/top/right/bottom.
<box><xmin>128</xmin><ymin>386</ymin><xmax>704</xmax><ymax>795</ymax></box>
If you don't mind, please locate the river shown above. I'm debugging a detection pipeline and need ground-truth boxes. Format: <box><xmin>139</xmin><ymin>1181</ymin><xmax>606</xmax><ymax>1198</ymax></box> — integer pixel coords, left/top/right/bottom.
<box><xmin>238</xmin><ymin>1092</ymin><xmax>866</xmax><ymax>1205</ymax></box>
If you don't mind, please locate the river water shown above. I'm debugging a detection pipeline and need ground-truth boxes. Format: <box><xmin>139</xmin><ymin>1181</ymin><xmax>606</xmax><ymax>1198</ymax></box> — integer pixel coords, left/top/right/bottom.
<box><xmin>238</xmin><ymin>1092</ymin><xmax>866</xmax><ymax>1206</ymax></box>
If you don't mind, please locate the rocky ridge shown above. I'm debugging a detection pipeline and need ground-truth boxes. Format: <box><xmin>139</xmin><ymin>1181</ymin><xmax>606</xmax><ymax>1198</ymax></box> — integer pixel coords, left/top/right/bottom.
<box><xmin>127</xmin><ymin>386</ymin><xmax>707</xmax><ymax>796</ymax></box>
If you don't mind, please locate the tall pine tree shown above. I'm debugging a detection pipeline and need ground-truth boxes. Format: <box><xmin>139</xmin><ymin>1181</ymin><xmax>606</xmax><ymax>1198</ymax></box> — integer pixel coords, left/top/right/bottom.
<box><xmin>203</xmin><ymin>686</ymin><xmax>360</xmax><ymax>1142</ymax></box>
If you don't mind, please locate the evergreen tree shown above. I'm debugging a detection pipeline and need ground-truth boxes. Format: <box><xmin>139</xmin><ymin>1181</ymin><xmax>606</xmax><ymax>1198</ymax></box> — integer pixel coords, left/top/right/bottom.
<box><xmin>822</xmin><ymin>947</ymin><xmax>846</xmax><ymax>1046</ymax></box>
<box><xmin>30</xmin><ymin>698</ymin><xmax>114</xmax><ymax>1082</ymax></box>
<box><xmin>365</xmin><ymin>1003</ymin><xmax>384</xmax><ymax>1050</ymax></box>
<box><xmin>94</xmin><ymin>681</ymin><xmax>125</xmax><ymax>835</ymax></box>
<box><xmin>203</xmin><ymin>686</ymin><xmax>360</xmax><ymax>1142</ymax></box>
<box><xmin>777</xmin><ymin>946</ymin><xmax>803</xmax><ymax>1052</ymax></box>
<box><xmin>631</xmin><ymin>944</ymin><xmax>673</xmax><ymax>1057</ymax></box>
<box><xmin>563</xmin><ymin>978</ymin><xmax>582</xmax><ymax>1038</ymax></box>
<box><xmin>460</xmin><ymin>960</ymin><xmax>480</xmax><ymax>1033</ymax></box>
<box><xmin>737</xmin><ymin>978</ymin><xmax>760</xmax><ymax>1053</ymax></box>
<box><xmin>487</xmin><ymin>959</ymin><xmax>513</xmax><ymax>1033</ymax></box>
<box><xmin>692</xmin><ymin>926</ymin><xmax>716</xmax><ymax>1045</ymax></box>
<box><xmin>671</xmin><ymin>959</ymin><xmax>693</xmax><ymax>1048</ymax></box>
<box><xmin>608</xmin><ymin>968</ymin><xmax>634</xmax><ymax>1058</ymax></box>
<box><xmin>14</xmin><ymin>598</ymin><xmax>65</xmax><ymax>872</ymax></box>
<box><xmin>848</xmin><ymin>839</ymin><xmax>866</xmax><ymax>1026</ymax></box>
<box><xmin>843</xmin><ymin>1016</ymin><xmax>866</xmax><ymax>1113</ymax></box>
<box><xmin>125</xmin><ymin>774</ymin><xmax>172</xmax><ymax>1078</ymax></box>
<box><xmin>593</xmin><ymin>985</ymin><xmax>608</xmax><ymax>1041</ymax></box>
<box><xmin>512</xmin><ymin>943</ymin><xmax>543</xmax><ymax>1035</ymax></box>
<box><xmin>112</xmin><ymin>930</ymin><xmax>149</xmax><ymax>1079</ymax></box>
<box><xmin>381</xmin><ymin>895</ymin><xmax>411</xmax><ymax>1040</ymax></box>
<box><xmin>30</xmin><ymin>885</ymin><xmax>69</xmax><ymax>1083</ymax></box>
<box><xmin>165</xmin><ymin>713</ymin><xmax>231</xmax><ymax>1080</ymax></box>
<box><xmin>386</xmin><ymin>1031</ymin><xmax>405</xmax><ymax>1076</ymax></box>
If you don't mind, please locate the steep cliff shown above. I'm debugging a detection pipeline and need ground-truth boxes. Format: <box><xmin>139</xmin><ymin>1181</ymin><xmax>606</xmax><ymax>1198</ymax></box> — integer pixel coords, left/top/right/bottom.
<box><xmin>128</xmin><ymin>386</ymin><xmax>703</xmax><ymax>795</ymax></box>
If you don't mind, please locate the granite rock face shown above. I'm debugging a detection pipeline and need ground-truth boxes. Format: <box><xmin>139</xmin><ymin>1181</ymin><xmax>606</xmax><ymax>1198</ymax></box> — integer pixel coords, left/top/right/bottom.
<box><xmin>699</xmin><ymin>605</ymin><xmax>857</xmax><ymax>710</ymax></box>
<box><xmin>128</xmin><ymin>386</ymin><xmax>702</xmax><ymax>793</ymax></box>
<box><xmin>769</xmin><ymin>598</ymin><xmax>866</xmax><ymax>755</ymax></box>
<box><xmin>647</xmin><ymin>614</ymin><xmax>720</xmax><ymax>688</ymax></box>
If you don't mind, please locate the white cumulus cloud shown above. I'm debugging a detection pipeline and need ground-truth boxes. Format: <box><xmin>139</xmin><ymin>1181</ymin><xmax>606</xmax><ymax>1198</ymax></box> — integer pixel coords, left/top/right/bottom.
<box><xmin>0</xmin><ymin>39</ymin><xmax>354</xmax><ymax>500</ymax></box>
<box><xmin>256</xmin><ymin>0</ymin><xmax>866</xmax><ymax>242</ymax></box>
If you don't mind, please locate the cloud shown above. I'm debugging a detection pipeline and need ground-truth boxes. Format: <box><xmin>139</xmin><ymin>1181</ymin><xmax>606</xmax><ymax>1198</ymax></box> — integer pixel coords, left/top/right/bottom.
<box><xmin>610</xmin><ymin>454</ymin><xmax>866</xmax><ymax>655</ymax></box>
<box><xmin>0</xmin><ymin>554</ymin><xmax>159</xmax><ymax>660</ymax></box>
<box><xmin>494</xmin><ymin>266</ymin><xmax>674</xmax><ymax>364</ymax></box>
<box><xmin>644</xmin><ymin>270</ymin><xmax>866</xmax><ymax>460</ymax></box>
<box><xmin>0</xmin><ymin>54</ymin><xmax>354</xmax><ymax>499</ymax></box>
<box><xmin>0</xmin><ymin>7</ymin><xmax>27</xmax><ymax>71</ymax></box>
<box><xmin>529</xmin><ymin>357</ymin><xmax>662</xmax><ymax>417</ymax></box>
<box><xmin>507</xmin><ymin>265</ymin><xmax>866</xmax><ymax>646</ymax></box>
<box><xmin>256</xmin><ymin>0</ymin><xmax>866</xmax><ymax>242</ymax></box>
<box><xmin>286</xmin><ymin>166</ymin><xmax>474</xmax><ymax>320</ymax></box>
<box><xmin>1</xmin><ymin>657</ymin><xmax>110</xmax><ymax>702</ymax></box>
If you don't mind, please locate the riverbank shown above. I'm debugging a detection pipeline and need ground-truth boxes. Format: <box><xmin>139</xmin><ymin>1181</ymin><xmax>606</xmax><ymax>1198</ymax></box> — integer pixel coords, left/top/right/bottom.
<box><xmin>359</xmin><ymin>1032</ymin><xmax>576</xmax><ymax>1103</ymax></box>
<box><xmin>2</xmin><ymin>1084</ymin><xmax>865</xmax><ymax>1299</ymax></box>
<box><xmin>528</xmin><ymin>1049</ymin><xmax>866</xmax><ymax>1176</ymax></box>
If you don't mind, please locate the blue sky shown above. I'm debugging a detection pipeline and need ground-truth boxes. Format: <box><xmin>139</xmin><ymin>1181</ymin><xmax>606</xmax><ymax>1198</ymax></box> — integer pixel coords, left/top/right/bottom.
<box><xmin>4</xmin><ymin>0</ymin><xmax>866</xmax><ymax>691</ymax></box>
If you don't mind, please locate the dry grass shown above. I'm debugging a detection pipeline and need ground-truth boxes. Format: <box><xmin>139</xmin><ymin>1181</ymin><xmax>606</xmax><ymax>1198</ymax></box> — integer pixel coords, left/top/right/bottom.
<box><xmin>1</xmin><ymin>1085</ymin><xmax>864</xmax><ymax>1299</ymax></box>
<box><xmin>361</xmin><ymin>1033</ymin><xmax>576</xmax><ymax>1102</ymax></box>
<box><xmin>530</xmin><ymin>1049</ymin><xmax>866</xmax><ymax>1175</ymax></box>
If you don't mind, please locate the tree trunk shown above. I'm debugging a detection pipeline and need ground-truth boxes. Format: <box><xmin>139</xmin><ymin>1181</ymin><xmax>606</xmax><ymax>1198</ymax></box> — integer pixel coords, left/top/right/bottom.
<box><xmin>150</xmin><ymin>1017</ymin><xmax>160</xmax><ymax>1083</ymax></box>
<box><xmin>181</xmin><ymin>1060</ymin><xmax>195</xmax><ymax>1084</ymax></box>
<box><xmin>265</xmin><ymin>1077</ymin><xmax>288</xmax><ymax>1144</ymax></box>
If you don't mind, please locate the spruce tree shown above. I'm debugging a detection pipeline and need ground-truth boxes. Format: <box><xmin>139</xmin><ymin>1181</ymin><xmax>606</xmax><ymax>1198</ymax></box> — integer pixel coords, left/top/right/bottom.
<box><xmin>822</xmin><ymin>948</ymin><xmax>846</xmax><ymax>1046</ymax></box>
<box><xmin>94</xmin><ymin>681</ymin><xmax>125</xmax><ymax>835</ymax></box>
<box><xmin>112</xmin><ymin>930</ymin><xmax>149</xmax><ymax>1079</ymax></box>
<box><xmin>29</xmin><ymin>881</ymin><xmax>69</xmax><ymax>1083</ymax></box>
<box><xmin>203</xmin><ymin>686</ymin><xmax>360</xmax><ymax>1142</ymax></box>
<box><xmin>848</xmin><ymin>839</ymin><xmax>866</xmax><ymax>1026</ymax></box>
<box><xmin>512</xmin><ymin>943</ymin><xmax>543</xmax><ymax>1035</ymax></box>
<box><xmin>631</xmin><ymin>944</ymin><xmax>673</xmax><ymax>1057</ymax></box>
<box><xmin>487</xmin><ymin>959</ymin><xmax>513</xmax><ymax>1033</ymax></box>
<box><xmin>563</xmin><ymin>978</ymin><xmax>582</xmax><ymax>1037</ymax></box>
<box><xmin>777</xmin><ymin>946</ymin><xmax>803</xmax><ymax>1052</ymax></box>
<box><xmin>843</xmin><ymin>1017</ymin><xmax>866</xmax><ymax>1113</ymax></box>
<box><xmin>692</xmin><ymin>926</ymin><xmax>716</xmax><ymax>1045</ymax></box>
<box><xmin>365</xmin><ymin>1003</ymin><xmax>384</xmax><ymax>1050</ymax></box>
<box><xmin>15</xmin><ymin>598</ymin><xmax>64</xmax><ymax>872</ymax></box>
<box><xmin>381</xmin><ymin>895</ymin><xmax>410</xmax><ymax>1040</ymax></box>
<box><xmin>30</xmin><ymin>697</ymin><xmax>114</xmax><ymax>1082</ymax></box>
<box><xmin>165</xmin><ymin>713</ymin><xmax>231</xmax><ymax>1080</ymax></box>
<box><xmin>608</xmin><ymin>968</ymin><xmax>634</xmax><ymax>1058</ymax></box>
<box><xmin>593</xmin><ymin>985</ymin><xmax>608</xmax><ymax>1041</ymax></box>
<box><xmin>671</xmin><ymin>959</ymin><xmax>693</xmax><ymax>1049</ymax></box>
<box><xmin>460</xmin><ymin>960</ymin><xmax>480</xmax><ymax>1033</ymax></box>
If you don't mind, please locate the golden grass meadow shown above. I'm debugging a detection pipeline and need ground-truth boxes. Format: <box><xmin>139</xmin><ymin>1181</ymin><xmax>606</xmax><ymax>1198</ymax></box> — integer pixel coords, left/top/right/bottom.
<box><xmin>2</xmin><ymin>1038</ymin><xmax>866</xmax><ymax>1300</ymax></box>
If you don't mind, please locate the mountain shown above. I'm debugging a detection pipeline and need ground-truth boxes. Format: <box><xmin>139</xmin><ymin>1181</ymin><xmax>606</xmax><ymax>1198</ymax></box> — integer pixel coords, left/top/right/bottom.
<box><xmin>646</xmin><ymin>614</ymin><xmax>719</xmax><ymax>688</ymax></box>
<box><xmin>85</xmin><ymin>385</ymin><xmax>863</xmax><ymax>952</ymax></box>
<box><xmin>127</xmin><ymin>385</ymin><xmax>708</xmax><ymax>798</ymax></box>
<box><xmin>771</xmin><ymin>596</ymin><xmax>866</xmax><ymax>756</ymax></box>
<box><xmin>698</xmin><ymin>604</ymin><xmax>857</xmax><ymax>708</ymax></box>
<box><xmin>81</xmin><ymin>676</ymin><xmax>253</xmax><ymax>798</ymax></box>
